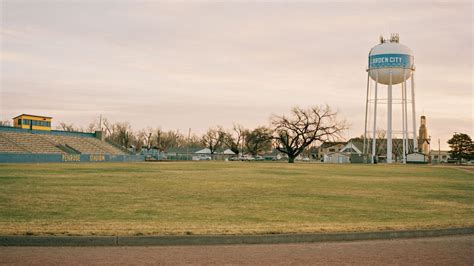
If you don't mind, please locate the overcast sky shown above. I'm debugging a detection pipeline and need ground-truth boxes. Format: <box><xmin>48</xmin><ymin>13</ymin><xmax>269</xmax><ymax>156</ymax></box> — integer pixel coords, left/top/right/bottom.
<box><xmin>1</xmin><ymin>1</ymin><xmax>472</xmax><ymax>149</ymax></box>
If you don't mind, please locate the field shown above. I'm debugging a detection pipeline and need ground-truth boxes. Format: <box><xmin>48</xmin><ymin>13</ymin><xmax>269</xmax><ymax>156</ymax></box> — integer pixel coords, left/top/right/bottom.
<box><xmin>0</xmin><ymin>162</ymin><xmax>472</xmax><ymax>236</ymax></box>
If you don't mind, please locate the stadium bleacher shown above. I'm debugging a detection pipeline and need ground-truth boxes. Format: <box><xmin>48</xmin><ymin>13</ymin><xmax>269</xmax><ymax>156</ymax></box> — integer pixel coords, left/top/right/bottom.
<box><xmin>0</xmin><ymin>131</ymin><xmax>65</xmax><ymax>154</ymax></box>
<box><xmin>0</xmin><ymin>114</ymin><xmax>141</xmax><ymax>162</ymax></box>
<box><xmin>0</xmin><ymin>134</ymin><xmax>28</xmax><ymax>153</ymax></box>
<box><xmin>0</xmin><ymin>129</ymin><xmax>125</xmax><ymax>155</ymax></box>
<box><xmin>42</xmin><ymin>134</ymin><xmax>124</xmax><ymax>155</ymax></box>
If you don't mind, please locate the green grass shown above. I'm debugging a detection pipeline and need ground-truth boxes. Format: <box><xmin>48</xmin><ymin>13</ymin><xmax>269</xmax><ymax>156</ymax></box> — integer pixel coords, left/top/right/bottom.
<box><xmin>0</xmin><ymin>162</ymin><xmax>472</xmax><ymax>236</ymax></box>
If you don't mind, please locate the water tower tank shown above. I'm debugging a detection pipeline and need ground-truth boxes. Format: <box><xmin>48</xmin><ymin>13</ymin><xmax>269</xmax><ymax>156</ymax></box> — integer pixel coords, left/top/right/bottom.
<box><xmin>368</xmin><ymin>35</ymin><xmax>414</xmax><ymax>85</ymax></box>
<box><xmin>363</xmin><ymin>34</ymin><xmax>419</xmax><ymax>165</ymax></box>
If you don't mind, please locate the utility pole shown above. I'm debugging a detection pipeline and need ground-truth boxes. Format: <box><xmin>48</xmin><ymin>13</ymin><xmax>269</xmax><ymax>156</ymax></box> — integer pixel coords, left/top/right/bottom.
<box><xmin>438</xmin><ymin>138</ymin><xmax>441</xmax><ymax>163</ymax></box>
<box><xmin>186</xmin><ymin>128</ymin><xmax>191</xmax><ymax>160</ymax></box>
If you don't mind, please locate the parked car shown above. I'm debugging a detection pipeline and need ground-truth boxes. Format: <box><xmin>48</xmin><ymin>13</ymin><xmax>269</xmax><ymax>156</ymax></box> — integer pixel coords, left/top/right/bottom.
<box><xmin>242</xmin><ymin>155</ymin><xmax>255</xmax><ymax>161</ymax></box>
<box><xmin>254</xmin><ymin>155</ymin><xmax>264</xmax><ymax>161</ymax></box>
<box><xmin>197</xmin><ymin>155</ymin><xmax>211</xmax><ymax>161</ymax></box>
<box><xmin>230</xmin><ymin>155</ymin><xmax>255</xmax><ymax>161</ymax></box>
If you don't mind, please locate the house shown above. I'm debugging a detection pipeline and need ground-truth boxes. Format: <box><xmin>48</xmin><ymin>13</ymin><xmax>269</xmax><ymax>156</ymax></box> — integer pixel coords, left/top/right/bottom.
<box><xmin>430</xmin><ymin>150</ymin><xmax>451</xmax><ymax>163</ymax></box>
<box><xmin>324</xmin><ymin>152</ymin><xmax>351</xmax><ymax>163</ymax></box>
<box><xmin>339</xmin><ymin>139</ymin><xmax>363</xmax><ymax>155</ymax></box>
<box><xmin>193</xmin><ymin>148</ymin><xmax>236</xmax><ymax>160</ymax></box>
<box><xmin>322</xmin><ymin>139</ymin><xmax>368</xmax><ymax>164</ymax></box>
<box><xmin>340</xmin><ymin>139</ymin><xmax>369</xmax><ymax>163</ymax></box>
<box><xmin>315</xmin><ymin>141</ymin><xmax>346</xmax><ymax>161</ymax></box>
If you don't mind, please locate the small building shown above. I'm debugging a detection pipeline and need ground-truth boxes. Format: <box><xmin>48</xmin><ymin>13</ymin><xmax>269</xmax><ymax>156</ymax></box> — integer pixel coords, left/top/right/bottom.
<box><xmin>430</xmin><ymin>150</ymin><xmax>451</xmax><ymax>163</ymax></box>
<box><xmin>13</xmin><ymin>114</ymin><xmax>52</xmax><ymax>131</ymax></box>
<box><xmin>324</xmin><ymin>152</ymin><xmax>351</xmax><ymax>163</ymax></box>
<box><xmin>407</xmin><ymin>152</ymin><xmax>428</xmax><ymax>164</ymax></box>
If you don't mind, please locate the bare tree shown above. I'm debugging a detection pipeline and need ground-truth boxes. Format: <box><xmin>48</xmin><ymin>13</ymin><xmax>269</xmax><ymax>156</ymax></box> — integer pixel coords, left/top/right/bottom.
<box><xmin>86</xmin><ymin>118</ymin><xmax>102</xmax><ymax>133</ymax></box>
<box><xmin>221</xmin><ymin>124</ymin><xmax>246</xmax><ymax>155</ymax></box>
<box><xmin>104</xmin><ymin>121</ymin><xmax>133</xmax><ymax>148</ymax></box>
<box><xmin>56</xmin><ymin>122</ymin><xmax>80</xmax><ymax>132</ymax></box>
<box><xmin>186</xmin><ymin>133</ymin><xmax>203</xmax><ymax>149</ymax></box>
<box><xmin>376</xmin><ymin>129</ymin><xmax>386</xmax><ymax>158</ymax></box>
<box><xmin>272</xmin><ymin>105</ymin><xmax>347</xmax><ymax>163</ymax></box>
<box><xmin>154</xmin><ymin>128</ymin><xmax>182</xmax><ymax>151</ymax></box>
<box><xmin>391</xmin><ymin>138</ymin><xmax>403</xmax><ymax>162</ymax></box>
<box><xmin>138</xmin><ymin>127</ymin><xmax>155</xmax><ymax>150</ymax></box>
<box><xmin>201</xmin><ymin>126</ymin><xmax>225</xmax><ymax>154</ymax></box>
<box><xmin>0</xmin><ymin>120</ymin><xmax>11</xmax><ymax>126</ymax></box>
<box><xmin>86</xmin><ymin>123</ymin><xmax>97</xmax><ymax>133</ymax></box>
<box><xmin>245</xmin><ymin>126</ymin><xmax>272</xmax><ymax>156</ymax></box>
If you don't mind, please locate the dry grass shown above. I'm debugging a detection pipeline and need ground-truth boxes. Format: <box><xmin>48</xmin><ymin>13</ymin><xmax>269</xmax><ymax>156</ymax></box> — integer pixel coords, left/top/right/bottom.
<box><xmin>0</xmin><ymin>162</ymin><xmax>472</xmax><ymax>236</ymax></box>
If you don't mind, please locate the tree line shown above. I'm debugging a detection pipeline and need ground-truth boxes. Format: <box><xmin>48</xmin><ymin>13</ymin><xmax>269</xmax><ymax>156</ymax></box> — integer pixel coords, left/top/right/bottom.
<box><xmin>2</xmin><ymin>107</ymin><xmax>472</xmax><ymax>163</ymax></box>
<box><xmin>54</xmin><ymin>105</ymin><xmax>347</xmax><ymax>163</ymax></box>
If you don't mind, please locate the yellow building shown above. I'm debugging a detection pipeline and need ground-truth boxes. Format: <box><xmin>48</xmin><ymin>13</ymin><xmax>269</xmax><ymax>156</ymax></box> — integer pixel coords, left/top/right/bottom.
<box><xmin>13</xmin><ymin>114</ymin><xmax>52</xmax><ymax>131</ymax></box>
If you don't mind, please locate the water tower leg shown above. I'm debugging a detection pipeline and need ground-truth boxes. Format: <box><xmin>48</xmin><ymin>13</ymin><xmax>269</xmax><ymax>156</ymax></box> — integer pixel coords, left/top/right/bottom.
<box><xmin>402</xmin><ymin>69</ymin><xmax>407</xmax><ymax>163</ymax></box>
<box><xmin>387</xmin><ymin>71</ymin><xmax>393</xmax><ymax>163</ymax></box>
<box><xmin>363</xmin><ymin>73</ymin><xmax>370</xmax><ymax>155</ymax></box>
<box><xmin>411</xmin><ymin>72</ymin><xmax>418</xmax><ymax>152</ymax></box>
<box><xmin>404</xmin><ymin>75</ymin><xmax>409</xmax><ymax>159</ymax></box>
<box><xmin>371</xmin><ymin>71</ymin><xmax>379</xmax><ymax>164</ymax></box>
<box><xmin>402</xmin><ymin>77</ymin><xmax>407</xmax><ymax>164</ymax></box>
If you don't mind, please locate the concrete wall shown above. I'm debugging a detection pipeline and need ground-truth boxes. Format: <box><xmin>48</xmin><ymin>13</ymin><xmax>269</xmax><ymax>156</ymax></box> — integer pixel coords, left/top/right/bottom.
<box><xmin>0</xmin><ymin>153</ymin><xmax>145</xmax><ymax>163</ymax></box>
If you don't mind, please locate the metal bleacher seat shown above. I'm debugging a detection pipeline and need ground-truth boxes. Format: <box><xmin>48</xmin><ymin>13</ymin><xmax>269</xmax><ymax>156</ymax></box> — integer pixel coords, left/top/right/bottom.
<box><xmin>0</xmin><ymin>134</ymin><xmax>27</xmax><ymax>153</ymax></box>
<box><xmin>42</xmin><ymin>134</ymin><xmax>125</xmax><ymax>155</ymax></box>
<box><xmin>0</xmin><ymin>132</ymin><xmax>64</xmax><ymax>154</ymax></box>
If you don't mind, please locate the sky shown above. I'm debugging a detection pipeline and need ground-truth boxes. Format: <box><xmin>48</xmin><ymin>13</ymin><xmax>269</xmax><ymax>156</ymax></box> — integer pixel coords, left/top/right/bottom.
<box><xmin>1</xmin><ymin>0</ymin><xmax>472</xmax><ymax>149</ymax></box>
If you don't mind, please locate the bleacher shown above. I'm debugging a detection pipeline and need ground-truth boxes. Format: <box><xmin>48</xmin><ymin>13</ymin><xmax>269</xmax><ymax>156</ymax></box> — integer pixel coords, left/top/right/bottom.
<box><xmin>42</xmin><ymin>134</ymin><xmax>124</xmax><ymax>155</ymax></box>
<box><xmin>0</xmin><ymin>135</ymin><xmax>28</xmax><ymax>153</ymax></box>
<box><xmin>0</xmin><ymin>128</ymin><xmax>125</xmax><ymax>155</ymax></box>
<box><xmin>0</xmin><ymin>131</ymin><xmax>65</xmax><ymax>154</ymax></box>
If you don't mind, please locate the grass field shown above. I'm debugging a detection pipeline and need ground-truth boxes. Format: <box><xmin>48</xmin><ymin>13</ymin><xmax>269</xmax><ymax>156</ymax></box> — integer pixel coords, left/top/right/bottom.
<box><xmin>0</xmin><ymin>162</ymin><xmax>472</xmax><ymax>236</ymax></box>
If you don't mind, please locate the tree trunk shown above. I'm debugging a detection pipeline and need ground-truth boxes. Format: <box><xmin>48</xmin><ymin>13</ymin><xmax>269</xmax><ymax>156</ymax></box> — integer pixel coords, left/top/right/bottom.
<box><xmin>288</xmin><ymin>156</ymin><xmax>295</xmax><ymax>163</ymax></box>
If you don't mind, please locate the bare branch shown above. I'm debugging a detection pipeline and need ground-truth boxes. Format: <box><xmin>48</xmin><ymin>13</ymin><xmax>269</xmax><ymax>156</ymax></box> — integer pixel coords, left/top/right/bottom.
<box><xmin>271</xmin><ymin>105</ymin><xmax>348</xmax><ymax>163</ymax></box>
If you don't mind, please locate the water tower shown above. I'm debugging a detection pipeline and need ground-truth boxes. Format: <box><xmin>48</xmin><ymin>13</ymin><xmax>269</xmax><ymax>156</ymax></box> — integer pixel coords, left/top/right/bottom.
<box><xmin>363</xmin><ymin>34</ymin><xmax>418</xmax><ymax>163</ymax></box>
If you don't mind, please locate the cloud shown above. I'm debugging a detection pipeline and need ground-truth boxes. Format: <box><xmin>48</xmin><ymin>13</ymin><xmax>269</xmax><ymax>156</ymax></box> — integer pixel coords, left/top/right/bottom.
<box><xmin>0</xmin><ymin>1</ymin><xmax>472</xmax><ymax>147</ymax></box>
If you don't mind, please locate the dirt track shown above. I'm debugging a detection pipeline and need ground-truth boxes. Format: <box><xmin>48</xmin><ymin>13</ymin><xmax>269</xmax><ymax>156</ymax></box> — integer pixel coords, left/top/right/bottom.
<box><xmin>1</xmin><ymin>235</ymin><xmax>472</xmax><ymax>265</ymax></box>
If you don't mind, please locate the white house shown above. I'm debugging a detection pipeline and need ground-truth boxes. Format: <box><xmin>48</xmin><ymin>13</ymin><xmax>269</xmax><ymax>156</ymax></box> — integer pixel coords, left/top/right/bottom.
<box><xmin>323</xmin><ymin>139</ymin><xmax>363</xmax><ymax>163</ymax></box>
<box><xmin>430</xmin><ymin>150</ymin><xmax>450</xmax><ymax>163</ymax></box>
<box><xmin>407</xmin><ymin>152</ymin><xmax>428</xmax><ymax>164</ymax></box>
<box><xmin>339</xmin><ymin>141</ymin><xmax>363</xmax><ymax>155</ymax></box>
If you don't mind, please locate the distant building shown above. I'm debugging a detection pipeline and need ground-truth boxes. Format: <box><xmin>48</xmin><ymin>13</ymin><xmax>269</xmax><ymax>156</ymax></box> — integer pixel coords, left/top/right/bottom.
<box><xmin>418</xmin><ymin>116</ymin><xmax>430</xmax><ymax>155</ymax></box>
<box><xmin>324</xmin><ymin>152</ymin><xmax>351</xmax><ymax>163</ymax></box>
<box><xmin>322</xmin><ymin>139</ymin><xmax>364</xmax><ymax>164</ymax></box>
<box><xmin>407</xmin><ymin>152</ymin><xmax>428</xmax><ymax>164</ymax></box>
<box><xmin>315</xmin><ymin>142</ymin><xmax>346</xmax><ymax>161</ymax></box>
<box><xmin>430</xmin><ymin>150</ymin><xmax>451</xmax><ymax>163</ymax></box>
